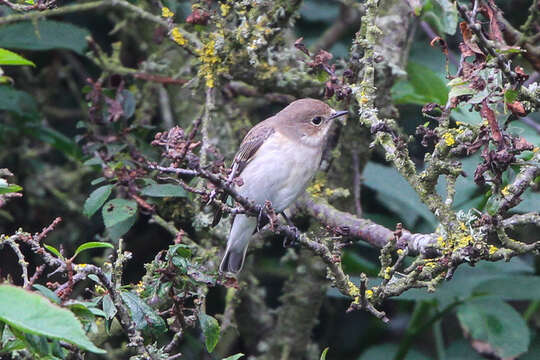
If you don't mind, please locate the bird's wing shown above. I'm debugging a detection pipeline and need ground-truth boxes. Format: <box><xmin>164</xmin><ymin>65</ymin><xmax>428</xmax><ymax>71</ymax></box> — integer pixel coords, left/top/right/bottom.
<box><xmin>233</xmin><ymin>122</ymin><xmax>276</xmax><ymax>176</ymax></box>
<box><xmin>211</xmin><ymin>120</ymin><xmax>275</xmax><ymax>227</ymax></box>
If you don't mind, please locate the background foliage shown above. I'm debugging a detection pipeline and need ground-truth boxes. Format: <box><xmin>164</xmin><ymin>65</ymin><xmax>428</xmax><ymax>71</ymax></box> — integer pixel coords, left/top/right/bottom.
<box><xmin>0</xmin><ymin>0</ymin><xmax>539</xmax><ymax>359</ymax></box>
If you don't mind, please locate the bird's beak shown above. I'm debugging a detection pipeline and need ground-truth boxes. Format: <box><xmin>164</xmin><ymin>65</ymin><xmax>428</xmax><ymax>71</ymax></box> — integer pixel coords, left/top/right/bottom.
<box><xmin>329</xmin><ymin>110</ymin><xmax>348</xmax><ymax>124</ymax></box>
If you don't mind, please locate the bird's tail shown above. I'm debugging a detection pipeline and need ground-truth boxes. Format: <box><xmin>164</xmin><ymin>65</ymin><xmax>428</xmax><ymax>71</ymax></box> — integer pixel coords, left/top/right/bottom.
<box><xmin>219</xmin><ymin>214</ymin><xmax>257</xmax><ymax>274</ymax></box>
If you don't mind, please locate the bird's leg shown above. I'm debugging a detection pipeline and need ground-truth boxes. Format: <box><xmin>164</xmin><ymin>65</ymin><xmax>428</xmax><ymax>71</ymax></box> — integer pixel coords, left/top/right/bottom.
<box><xmin>207</xmin><ymin>163</ymin><xmax>238</xmax><ymax>206</ymax></box>
<box><xmin>281</xmin><ymin>212</ymin><xmax>299</xmax><ymax>248</ymax></box>
<box><xmin>257</xmin><ymin>207</ymin><xmax>265</xmax><ymax>231</ymax></box>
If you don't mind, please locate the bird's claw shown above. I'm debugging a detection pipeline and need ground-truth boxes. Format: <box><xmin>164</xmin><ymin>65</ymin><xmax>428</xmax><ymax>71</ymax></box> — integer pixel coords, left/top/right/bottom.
<box><xmin>283</xmin><ymin>225</ymin><xmax>300</xmax><ymax>248</ymax></box>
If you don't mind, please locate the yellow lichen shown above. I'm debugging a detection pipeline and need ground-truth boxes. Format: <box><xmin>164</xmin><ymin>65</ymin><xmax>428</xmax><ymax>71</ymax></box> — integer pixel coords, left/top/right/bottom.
<box><xmin>437</xmin><ymin>235</ymin><xmax>446</xmax><ymax>248</ymax></box>
<box><xmin>534</xmin><ymin>147</ymin><xmax>539</xmax><ymax>153</ymax></box>
<box><xmin>171</xmin><ymin>28</ymin><xmax>187</xmax><ymax>46</ymax></box>
<box><xmin>397</xmin><ymin>249</ymin><xmax>404</xmax><ymax>256</ymax></box>
<box><xmin>383</xmin><ymin>267</ymin><xmax>392</xmax><ymax>280</ymax></box>
<box><xmin>456</xmin><ymin>235</ymin><xmax>472</xmax><ymax>249</ymax></box>
<box><xmin>307</xmin><ymin>182</ymin><xmax>323</xmax><ymax>196</ymax></box>
<box><xmin>442</xmin><ymin>132</ymin><xmax>455</xmax><ymax>146</ymax></box>
<box><xmin>256</xmin><ymin>62</ymin><xmax>278</xmax><ymax>80</ymax></box>
<box><xmin>135</xmin><ymin>281</ymin><xmax>144</xmax><ymax>294</ymax></box>
<box><xmin>95</xmin><ymin>285</ymin><xmax>106</xmax><ymax>295</ymax></box>
<box><xmin>365</xmin><ymin>290</ymin><xmax>373</xmax><ymax>299</ymax></box>
<box><xmin>501</xmin><ymin>185</ymin><xmax>511</xmax><ymax>197</ymax></box>
<box><xmin>161</xmin><ymin>7</ymin><xmax>174</xmax><ymax>18</ymax></box>
<box><xmin>488</xmin><ymin>245</ymin><xmax>499</xmax><ymax>255</ymax></box>
<box><xmin>347</xmin><ymin>281</ymin><xmax>360</xmax><ymax>296</ymax></box>
<box><xmin>220</xmin><ymin>3</ymin><xmax>230</xmax><ymax>16</ymax></box>
<box><xmin>459</xmin><ymin>222</ymin><xmax>467</xmax><ymax>231</ymax></box>
<box><xmin>196</xmin><ymin>39</ymin><xmax>222</xmax><ymax>88</ymax></box>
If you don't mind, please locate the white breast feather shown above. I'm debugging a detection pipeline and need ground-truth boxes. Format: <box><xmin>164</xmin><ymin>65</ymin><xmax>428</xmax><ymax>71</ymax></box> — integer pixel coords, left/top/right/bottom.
<box><xmin>235</xmin><ymin>132</ymin><xmax>321</xmax><ymax>212</ymax></box>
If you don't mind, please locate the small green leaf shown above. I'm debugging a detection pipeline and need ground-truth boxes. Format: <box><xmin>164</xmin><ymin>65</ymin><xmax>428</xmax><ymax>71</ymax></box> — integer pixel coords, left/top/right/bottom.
<box><xmin>0</xmin><ymin>183</ymin><xmax>22</xmax><ymax>194</ymax></box>
<box><xmin>90</xmin><ymin>177</ymin><xmax>106</xmax><ymax>186</ymax></box>
<box><xmin>392</xmin><ymin>62</ymin><xmax>448</xmax><ymax>105</ymax></box>
<box><xmin>320</xmin><ymin>347</ymin><xmax>329</xmax><ymax>360</ymax></box>
<box><xmin>106</xmin><ymin>214</ymin><xmax>137</xmax><ymax>240</ymax></box>
<box><xmin>43</xmin><ymin>244</ymin><xmax>63</xmax><ymax>260</ymax></box>
<box><xmin>73</xmin><ymin>241</ymin><xmax>114</xmax><ymax>258</ymax></box>
<box><xmin>485</xmin><ymin>194</ymin><xmax>502</xmax><ymax>215</ymax></box>
<box><xmin>102</xmin><ymin>295</ymin><xmax>116</xmax><ymax>321</ymax></box>
<box><xmin>32</xmin><ymin>284</ymin><xmax>60</xmax><ymax>304</ymax></box>
<box><xmin>120</xmin><ymin>292</ymin><xmax>167</xmax><ymax>337</ymax></box>
<box><xmin>0</xmin><ymin>48</ymin><xmax>35</xmax><ymax>66</ymax></box>
<box><xmin>432</xmin><ymin>0</ymin><xmax>458</xmax><ymax>35</ymax></box>
<box><xmin>141</xmin><ymin>184</ymin><xmax>188</xmax><ymax>198</ymax></box>
<box><xmin>0</xmin><ymin>85</ymin><xmax>39</xmax><ymax>119</ymax></box>
<box><xmin>83</xmin><ymin>185</ymin><xmax>113</xmax><ymax>218</ymax></box>
<box><xmin>0</xmin><ymin>21</ymin><xmax>90</xmax><ymax>54</ymax></box>
<box><xmin>473</xmin><ymin>276</ymin><xmax>540</xmax><ymax>300</ymax></box>
<box><xmin>448</xmin><ymin>81</ymin><xmax>476</xmax><ymax>99</ymax></box>
<box><xmin>102</xmin><ymin>199</ymin><xmax>138</xmax><ymax>228</ymax></box>
<box><xmin>169</xmin><ymin>244</ymin><xmax>192</xmax><ymax>259</ymax></box>
<box><xmin>199</xmin><ymin>313</ymin><xmax>220</xmax><ymax>353</ymax></box>
<box><xmin>222</xmin><ymin>354</ymin><xmax>245</xmax><ymax>360</ymax></box>
<box><xmin>23</xmin><ymin>123</ymin><xmax>82</xmax><ymax>160</ymax></box>
<box><xmin>119</xmin><ymin>89</ymin><xmax>136</xmax><ymax>119</ymax></box>
<box><xmin>457</xmin><ymin>298</ymin><xmax>530</xmax><ymax>358</ymax></box>
<box><xmin>363</xmin><ymin>162</ymin><xmax>437</xmax><ymax>228</ymax></box>
<box><xmin>504</xmin><ymin>89</ymin><xmax>518</xmax><ymax>103</ymax></box>
<box><xmin>0</xmin><ymin>285</ymin><xmax>105</xmax><ymax>354</ymax></box>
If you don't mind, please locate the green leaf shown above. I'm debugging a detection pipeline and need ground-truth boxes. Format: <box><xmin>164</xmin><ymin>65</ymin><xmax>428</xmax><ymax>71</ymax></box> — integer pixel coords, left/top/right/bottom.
<box><xmin>0</xmin><ymin>85</ymin><xmax>38</xmax><ymax>119</ymax></box>
<box><xmin>43</xmin><ymin>244</ymin><xmax>63</xmax><ymax>260</ymax></box>
<box><xmin>222</xmin><ymin>354</ymin><xmax>245</xmax><ymax>360</ymax></box>
<box><xmin>83</xmin><ymin>185</ymin><xmax>113</xmax><ymax>218</ymax></box>
<box><xmin>102</xmin><ymin>199</ymin><xmax>138</xmax><ymax>228</ymax></box>
<box><xmin>102</xmin><ymin>295</ymin><xmax>117</xmax><ymax>321</ymax></box>
<box><xmin>359</xmin><ymin>343</ymin><xmax>430</xmax><ymax>360</ymax></box>
<box><xmin>457</xmin><ymin>298</ymin><xmax>530</xmax><ymax>358</ymax></box>
<box><xmin>0</xmin><ymin>183</ymin><xmax>22</xmax><ymax>195</ymax></box>
<box><xmin>448</xmin><ymin>82</ymin><xmax>476</xmax><ymax>99</ymax></box>
<box><xmin>141</xmin><ymin>184</ymin><xmax>188</xmax><ymax>198</ymax></box>
<box><xmin>120</xmin><ymin>292</ymin><xmax>167</xmax><ymax>337</ymax></box>
<box><xmin>106</xmin><ymin>213</ymin><xmax>137</xmax><ymax>240</ymax></box>
<box><xmin>320</xmin><ymin>347</ymin><xmax>329</xmax><ymax>360</ymax></box>
<box><xmin>299</xmin><ymin>1</ymin><xmax>339</xmax><ymax>22</ymax></box>
<box><xmin>395</xmin><ymin>258</ymin><xmax>533</xmax><ymax>306</ymax></box>
<box><xmin>0</xmin><ymin>20</ymin><xmax>90</xmax><ymax>54</ymax></box>
<box><xmin>32</xmin><ymin>284</ymin><xmax>60</xmax><ymax>304</ymax></box>
<box><xmin>392</xmin><ymin>62</ymin><xmax>448</xmax><ymax>106</ymax></box>
<box><xmin>22</xmin><ymin>123</ymin><xmax>82</xmax><ymax>160</ymax></box>
<box><xmin>363</xmin><ymin>162</ymin><xmax>437</xmax><ymax>228</ymax></box>
<box><xmin>513</xmin><ymin>189</ymin><xmax>540</xmax><ymax>213</ymax></box>
<box><xmin>432</xmin><ymin>0</ymin><xmax>458</xmax><ymax>35</ymax></box>
<box><xmin>199</xmin><ymin>313</ymin><xmax>220</xmax><ymax>353</ymax></box>
<box><xmin>504</xmin><ymin>89</ymin><xmax>518</xmax><ymax>103</ymax></box>
<box><xmin>445</xmin><ymin>340</ymin><xmax>485</xmax><ymax>360</ymax></box>
<box><xmin>169</xmin><ymin>244</ymin><xmax>192</xmax><ymax>259</ymax></box>
<box><xmin>0</xmin><ymin>48</ymin><xmax>35</xmax><ymax>66</ymax></box>
<box><xmin>73</xmin><ymin>241</ymin><xmax>114</xmax><ymax>258</ymax></box>
<box><xmin>341</xmin><ymin>251</ymin><xmax>378</xmax><ymax>276</ymax></box>
<box><xmin>119</xmin><ymin>89</ymin><xmax>136</xmax><ymax>119</ymax></box>
<box><xmin>473</xmin><ymin>276</ymin><xmax>540</xmax><ymax>300</ymax></box>
<box><xmin>0</xmin><ymin>285</ymin><xmax>105</xmax><ymax>354</ymax></box>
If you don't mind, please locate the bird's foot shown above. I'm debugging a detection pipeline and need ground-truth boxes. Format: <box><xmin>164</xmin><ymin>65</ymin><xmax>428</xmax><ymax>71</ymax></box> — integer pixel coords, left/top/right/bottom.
<box><xmin>283</xmin><ymin>225</ymin><xmax>300</xmax><ymax>248</ymax></box>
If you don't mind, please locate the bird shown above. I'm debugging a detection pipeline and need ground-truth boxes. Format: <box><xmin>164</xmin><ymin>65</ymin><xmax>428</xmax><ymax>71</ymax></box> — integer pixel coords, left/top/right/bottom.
<box><xmin>218</xmin><ymin>98</ymin><xmax>348</xmax><ymax>275</ymax></box>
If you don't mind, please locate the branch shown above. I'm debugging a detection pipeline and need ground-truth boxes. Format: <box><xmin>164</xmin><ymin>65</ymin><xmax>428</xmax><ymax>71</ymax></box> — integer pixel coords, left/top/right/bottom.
<box><xmin>293</xmin><ymin>195</ymin><xmax>439</xmax><ymax>256</ymax></box>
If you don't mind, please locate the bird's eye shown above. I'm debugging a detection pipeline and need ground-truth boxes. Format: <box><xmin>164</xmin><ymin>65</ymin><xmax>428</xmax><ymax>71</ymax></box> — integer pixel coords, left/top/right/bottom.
<box><xmin>311</xmin><ymin>116</ymin><xmax>323</xmax><ymax>126</ymax></box>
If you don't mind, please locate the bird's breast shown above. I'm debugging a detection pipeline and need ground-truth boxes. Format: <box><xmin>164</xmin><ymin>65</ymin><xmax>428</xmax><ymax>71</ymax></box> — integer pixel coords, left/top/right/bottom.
<box><xmin>236</xmin><ymin>132</ymin><xmax>322</xmax><ymax>212</ymax></box>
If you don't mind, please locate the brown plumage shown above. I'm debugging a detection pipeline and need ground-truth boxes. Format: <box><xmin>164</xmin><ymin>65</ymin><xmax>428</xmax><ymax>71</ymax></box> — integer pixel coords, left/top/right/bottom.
<box><xmin>215</xmin><ymin>99</ymin><xmax>347</xmax><ymax>274</ymax></box>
